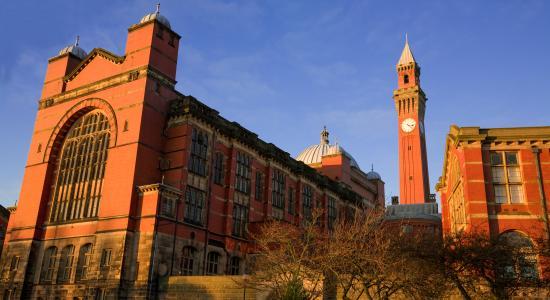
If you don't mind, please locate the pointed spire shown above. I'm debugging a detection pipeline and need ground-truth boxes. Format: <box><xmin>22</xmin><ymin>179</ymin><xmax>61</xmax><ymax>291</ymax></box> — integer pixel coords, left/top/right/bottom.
<box><xmin>320</xmin><ymin>126</ymin><xmax>329</xmax><ymax>145</ymax></box>
<box><xmin>75</xmin><ymin>35</ymin><xmax>80</xmax><ymax>47</ymax></box>
<box><xmin>397</xmin><ymin>33</ymin><xmax>416</xmax><ymax>66</ymax></box>
<box><xmin>156</xmin><ymin>3</ymin><xmax>161</xmax><ymax>15</ymax></box>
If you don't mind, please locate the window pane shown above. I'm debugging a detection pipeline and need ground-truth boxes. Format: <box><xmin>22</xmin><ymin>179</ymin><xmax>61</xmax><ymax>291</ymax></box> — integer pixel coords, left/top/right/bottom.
<box><xmin>509</xmin><ymin>185</ymin><xmax>523</xmax><ymax>203</ymax></box>
<box><xmin>507</xmin><ymin>166</ymin><xmax>521</xmax><ymax>183</ymax></box>
<box><xmin>490</xmin><ymin>152</ymin><xmax>503</xmax><ymax>165</ymax></box>
<box><xmin>491</xmin><ymin>167</ymin><xmax>505</xmax><ymax>183</ymax></box>
<box><xmin>505</xmin><ymin>152</ymin><xmax>518</xmax><ymax>165</ymax></box>
<box><xmin>494</xmin><ymin>185</ymin><xmax>507</xmax><ymax>203</ymax></box>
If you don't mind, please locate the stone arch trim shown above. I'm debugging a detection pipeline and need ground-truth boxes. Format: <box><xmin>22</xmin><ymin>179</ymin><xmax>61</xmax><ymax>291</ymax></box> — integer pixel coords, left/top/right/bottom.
<box><xmin>43</xmin><ymin>98</ymin><xmax>118</xmax><ymax>163</ymax></box>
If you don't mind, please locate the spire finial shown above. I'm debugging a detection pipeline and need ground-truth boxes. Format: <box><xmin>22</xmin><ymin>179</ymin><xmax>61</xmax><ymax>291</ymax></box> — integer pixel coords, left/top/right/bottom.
<box><xmin>371</xmin><ymin>163</ymin><xmax>374</xmax><ymax>172</ymax></box>
<box><xmin>75</xmin><ymin>35</ymin><xmax>80</xmax><ymax>47</ymax></box>
<box><xmin>156</xmin><ymin>3</ymin><xmax>161</xmax><ymax>15</ymax></box>
<box><xmin>320</xmin><ymin>126</ymin><xmax>329</xmax><ymax>145</ymax></box>
<box><xmin>405</xmin><ymin>33</ymin><xmax>408</xmax><ymax>45</ymax></box>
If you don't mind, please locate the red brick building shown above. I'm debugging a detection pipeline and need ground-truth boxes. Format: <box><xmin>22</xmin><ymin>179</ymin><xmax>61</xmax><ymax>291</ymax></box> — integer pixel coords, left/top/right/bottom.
<box><xmin>436</xmin><ymin>125</ymin><xmax>550</xmax><ymax>278</ymax></box>
<box><xmin>0</xmin><ymin>8</ymin><xmax>384</xmax><ymax>299</ymax></box>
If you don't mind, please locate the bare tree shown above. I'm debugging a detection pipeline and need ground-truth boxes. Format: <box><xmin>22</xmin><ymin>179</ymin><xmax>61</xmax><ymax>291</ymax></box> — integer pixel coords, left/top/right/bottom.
<box><xmin>246</xmin><ymin>209</ymin><xmax>328</xmax><ymax>300</ymax></box>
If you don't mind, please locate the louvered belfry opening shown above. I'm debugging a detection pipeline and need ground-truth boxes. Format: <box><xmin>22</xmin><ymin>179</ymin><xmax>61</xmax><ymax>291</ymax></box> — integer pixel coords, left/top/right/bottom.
<box><xmin>49</xmin><ymin>110</ymin><xmax>110</xmax><ymax>223</ymax></box>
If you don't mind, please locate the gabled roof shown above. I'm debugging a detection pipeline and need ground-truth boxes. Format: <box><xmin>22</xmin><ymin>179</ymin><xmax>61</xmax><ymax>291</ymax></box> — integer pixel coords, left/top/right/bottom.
<box><xmin>64</xmin><ymin>48</ymin><xmax>126</xmax><ymax>82</ymax></box>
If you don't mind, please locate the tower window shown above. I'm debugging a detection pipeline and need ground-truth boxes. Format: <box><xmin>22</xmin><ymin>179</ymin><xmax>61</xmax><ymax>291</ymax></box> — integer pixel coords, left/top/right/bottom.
<box><xmin>48</xmin><ymin>110</ymin><xmax>110</xmax><ymax>223</ymax></box>
<box><xmin>404</xmin><ymin>74</ymin><xmax>409</xmax><ymax>84</ymax></box>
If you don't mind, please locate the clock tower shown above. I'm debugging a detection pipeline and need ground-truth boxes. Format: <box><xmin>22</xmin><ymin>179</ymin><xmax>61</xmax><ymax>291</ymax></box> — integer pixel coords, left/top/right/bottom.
<box><xmin>393</xmin><ymin>36</ymin><xmax>430</xmax><ymax>204</ymax></box>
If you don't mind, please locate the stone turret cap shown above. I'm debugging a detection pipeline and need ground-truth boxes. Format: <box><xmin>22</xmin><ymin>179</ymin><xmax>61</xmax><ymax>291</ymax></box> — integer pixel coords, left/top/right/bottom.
<box><xmin>140</xmin><ymin>3</ymin><xmax>171</xmax><ymax>29</ymax></box>
<box><xmin>57</xmin><ymin>36</ymin><xmax>87</xmax><ymax>60</ymax></box>
<box><xmin>397</xmin><ymin>34</ymin><xmax>416</xmax><ymax>66</ymax></box>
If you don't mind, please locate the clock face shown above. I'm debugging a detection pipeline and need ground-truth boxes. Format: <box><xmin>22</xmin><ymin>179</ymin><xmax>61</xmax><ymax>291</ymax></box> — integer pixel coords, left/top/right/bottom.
<box><xmin>401</xmin><ymin>118</ymin><xmax>416</xmax><ymax>133</ymax></box>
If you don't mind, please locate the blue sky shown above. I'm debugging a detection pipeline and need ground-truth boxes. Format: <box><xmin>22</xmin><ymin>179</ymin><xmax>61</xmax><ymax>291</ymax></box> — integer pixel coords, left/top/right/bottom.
<box><xmin>1</xmin><ymin>1</ymin><xmax>549</xmax><ymax>207</ymax></box>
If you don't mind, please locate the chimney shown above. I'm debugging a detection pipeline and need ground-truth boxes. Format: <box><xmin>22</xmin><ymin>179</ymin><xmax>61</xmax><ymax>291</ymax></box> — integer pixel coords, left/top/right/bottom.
<box><xmin>391</xmin><ymin>196</ymin><xmax>399</xmax><ymax>205</ymax></box>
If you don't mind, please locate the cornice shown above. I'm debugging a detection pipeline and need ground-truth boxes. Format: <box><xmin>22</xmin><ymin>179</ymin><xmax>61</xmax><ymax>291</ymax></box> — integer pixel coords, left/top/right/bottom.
<box><xmin>168</xmin><ymin>95</ymin><xmax>367</xmax><ymax>206</ymax></box>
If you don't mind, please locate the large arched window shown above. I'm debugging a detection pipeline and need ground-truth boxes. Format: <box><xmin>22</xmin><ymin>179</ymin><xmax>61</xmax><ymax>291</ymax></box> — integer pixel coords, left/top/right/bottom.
<box><xmin>49</xmin><ymin>110</ymin><xmax>110</xmax><ymax>223</ymax></box>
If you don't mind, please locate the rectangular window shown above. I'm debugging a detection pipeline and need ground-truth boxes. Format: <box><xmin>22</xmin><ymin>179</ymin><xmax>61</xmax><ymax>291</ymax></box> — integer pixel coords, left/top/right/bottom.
<box><xmin>302</xmin><ymin>185</ymin><xmax>313</xmax><ymax>221</ymax></box>
<box><xmin>185</xmin><ymin>186</ymin><xmax>206</xmax><ymax>225</ymax></box>
<box><xmin>490</xmin><ymin>151</ymin><xmax>524</xmax><ymax>204</ymax></box>
<box><xmin>213</xmin><ymin>152</ymin><xmax>225</xmax><ymax>185</ymax></box>
<box><xmin>288</xmin><ymin>188</ymin><xmax>295</xmax><ymax>215</ymax></box>
<box><xmin>232</xmin><ymin>203</ymin><xmax>249</xmax><ymax>238</ymax></box>
<box><xmin>188</xmin><ymin>128</ymin><xmax>209</xmax><ymax>176</ymax></box>
<box><xmin>328</xmin><ymin>197</ymin><xmax>337</xmax><ymax>229</ymax></box>
<box><xmin>100</xmin><ymin>249</ymin><xmax>112</xmax><ymax>267</ymax></box>
<box><xmin>161</xmin><ymin>196</ymin><xmax>176</xmax><ymax>218</ymax></box>
<box><xmin>271</xmin><ymin>169</ymin><xmax>286</xmax><ymax>209</ymax></box>
<box><xmin>255</xmin><ymin>172</ymin><xmax>264</xmax><ymax>201</ymax></box>
<box><xmin>235</xmin><ymin>152</ymin><xmax>251</xmax><ymax>194</ymax></box>
<box><xmin>207</xmin><ymin>252</ymin><xmax>220</xmax><ymax>275</ymax></box>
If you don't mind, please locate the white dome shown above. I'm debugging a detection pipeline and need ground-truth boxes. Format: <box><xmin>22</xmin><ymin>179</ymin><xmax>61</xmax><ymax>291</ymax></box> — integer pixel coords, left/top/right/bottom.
<box><xmin>58</xmin><ymin>44</ymin><xmax>87</xmax><ymax>60</ymax></box>
<box><xmin>296</xmin><ymin>127</ymin><xmax>360</xmax><ymax>169</ymax></box>
<box><xmin>140</xmin><ymin>12</ymin><xmax>171</xmax><ymax>29</ymax></box>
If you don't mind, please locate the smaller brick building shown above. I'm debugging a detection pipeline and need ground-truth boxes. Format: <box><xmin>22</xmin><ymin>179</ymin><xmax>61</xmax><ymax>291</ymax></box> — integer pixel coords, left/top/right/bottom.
<box><xmin>436</xmin><ymin>125</ymin><xmax>550</xmax><ymax>279</ymax></box>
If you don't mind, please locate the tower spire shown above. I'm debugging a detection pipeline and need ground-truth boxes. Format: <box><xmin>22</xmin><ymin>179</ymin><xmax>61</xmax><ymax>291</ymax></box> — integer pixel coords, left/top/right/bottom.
<box><xmin>397</xmin><ymin>34</ymin><xmax>416</xmax><ymax>66</ymax></box>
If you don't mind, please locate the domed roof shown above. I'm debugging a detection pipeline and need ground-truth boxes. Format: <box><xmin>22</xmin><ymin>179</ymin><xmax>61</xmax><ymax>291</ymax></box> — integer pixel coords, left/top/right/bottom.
<box><xmin>366</xmin><ymin>165</ymin><xmax>381</xmax><ymax>181</ymax></box>
<box><xmin>140</xmin><ymin>4</ymin><xmax>171</xmax><ymax>29</ymax></box>
<box><xmin>58</xmin><ymin>36</ymin><xmax>87</xmax><ymax>60</ymax></box>
<box><xmin>296</xmin><ymin>127</ymin><xmax>360</xmax><ymax>169</ymax></box>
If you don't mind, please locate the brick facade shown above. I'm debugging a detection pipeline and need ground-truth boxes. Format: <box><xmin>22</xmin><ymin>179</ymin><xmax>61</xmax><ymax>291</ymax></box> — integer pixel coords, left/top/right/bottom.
<box><xmin>0</xmin><ymin>11</ymin><xmax>383</xmax><ymax>299</ymax></box>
